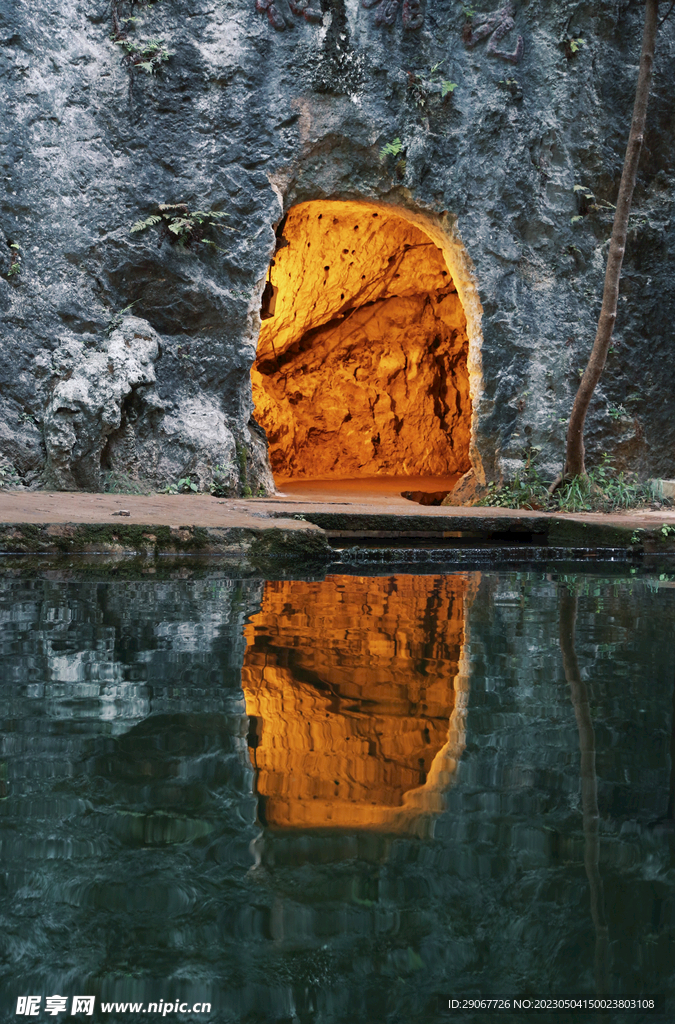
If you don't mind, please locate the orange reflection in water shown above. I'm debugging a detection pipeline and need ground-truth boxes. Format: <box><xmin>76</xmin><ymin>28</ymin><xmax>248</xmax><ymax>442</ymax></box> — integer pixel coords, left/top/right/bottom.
<box><xmin>242</xmin><ymin>574</ymin><xmax>474</xmax><ymax>834</ymax></box>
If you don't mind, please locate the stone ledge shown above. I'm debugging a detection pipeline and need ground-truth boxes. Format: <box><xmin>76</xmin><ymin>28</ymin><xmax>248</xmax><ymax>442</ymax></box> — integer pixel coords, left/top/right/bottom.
<box><xmin>657</xmin><ymin>480</ymin><xmax>675</xmax><ymax>500</ymax></box>
<box><xmin>2</xmin><ymin>491</ymin><xmax>675</xmax><ymax>558</ymax></box>
<box><xmin>0</xmin><ymin>522</ymin><xmax>332</xmax><ymax>564</ymax></box>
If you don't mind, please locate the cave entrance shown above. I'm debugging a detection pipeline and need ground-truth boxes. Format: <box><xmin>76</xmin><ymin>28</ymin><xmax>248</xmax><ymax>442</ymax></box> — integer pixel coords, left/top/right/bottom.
<box><xmin>252</xmin><ymin>200</ymin><xmax>475</xmax><ymax>497</ymax></box>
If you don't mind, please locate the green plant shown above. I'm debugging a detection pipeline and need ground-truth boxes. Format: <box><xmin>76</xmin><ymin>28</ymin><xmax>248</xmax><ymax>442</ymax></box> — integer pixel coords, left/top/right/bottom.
<box><xmin>7</xmin><ymin>243</ymin><xmax>21</xmax><ymax>278</ymax></box>
<box><xmin>569</xmin><ymin>37</ymin><xmax>585</xmax><ymax>53</ymax></box>
<box><xmin>379</xmin><ymin>137</ymin><xmax>403</xmax><ymax>161</ymax></box>
<box><xmin>161</xmin><ymin>475</ymin><xmax>199</xmax><ymax>494</ymax></box>
<box><xmin>210</xmin><ymin>464</ymin><xmax>234</xmax><ymax>497</ymax></box>
<box><xmin>631</xmin><ymin>529</ymin><xmax>644</xmax><ymax>545</ymax></box>
<box><xmin>131</xmin><ymin>204</ymin><xmax>229</xmax><ymax>250</ymax></box>
<box><xmin>428</xmin><ymin>60</ymin><xmax>458</xmax><ymax>97</ymax></box>
<box><xmin>235</xmin><ymin>442</ymin><xmax>254</xmax><ymax>497</ymax></box>
<box><xmin>115</xmin><ymin>36</ymin><xmax>173</xmax><ymax>73</ymax></box>
<box><xmin>478</xmin><ymin>450</ymin><xmax>663</xmax><ymax>514</ymax></box>
<box><xmin>236</xmin><ymin>444</ymin><xmax>247</xmax><ymax>489</ymax></box>
<box><xmin>111</xmin><ymin>0</ymin><xmax>164</xmax><ymax>34</ymax></box>
<box><xmin>379</xmin><ymin>137</ymin><xmax>407</xmax><ymax>179</ymax></box>
<box><xmin>461</xmin><ymin>3</ymin><xmax>476</xmax><ymax>15</ymax></box>
<box><xmin>407</xmin><ymin>71</ymin><xmax>428</xmax><ymax>108</ymax></box>
<box><xmin>106</xmin><ymin>300</ymin><xmax>138</xmax><ymax>335</ymax></box>
<box><xmin>571</xmin><ymin>184</ymin><xmax>616</xmax><ymax>226</ymax></box>
<box><xmin>477</xmin><ymin>447</ymin><xmax>549</xmax><ymax>511</ymax></box>
<box><xmin>406</xmin><ymin>63</ymin><xmax>457</xmax><ymax>109</ymax></box>
<box><xmin>0</xmin><ymin>465</ymin><xmax>21</xmax><ymax>488</ymax></box>
<box><xmin>608</xmin><ymin>403</ymin><xmax>628</xmax><ymax>420</ymax></box>
<box><xmin>661</xmin><ymin>524</ymin><xmax>675</xmax><ymax>538</ymax></box>
<box><xmin>497</xmin><ymin>76</ymin><xmax>523</xmax><ymax>100</ymax></box>
<box><xmin>557</xmin><ymin>454</ymin><xmax>658</xmax><ymax>513</ymax></box>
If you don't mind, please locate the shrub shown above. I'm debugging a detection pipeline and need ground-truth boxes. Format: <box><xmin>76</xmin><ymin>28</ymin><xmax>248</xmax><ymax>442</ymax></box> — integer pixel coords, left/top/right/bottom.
<box><xmin>478</xmin><ymin>450</ymin><xmax>667</xmax><ymax>514</ymax></box>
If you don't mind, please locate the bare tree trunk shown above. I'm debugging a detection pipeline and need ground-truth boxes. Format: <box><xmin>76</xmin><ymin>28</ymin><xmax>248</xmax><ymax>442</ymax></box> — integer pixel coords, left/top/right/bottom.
<box><xmin>559</xmin><ymin>588</ymin><xmax>610</xmax><ymax>995</ymax></box>
<box><xmin>564</xmin><ymin>0</ymin><xmax>659</xmax><ymax>479</ymax></box>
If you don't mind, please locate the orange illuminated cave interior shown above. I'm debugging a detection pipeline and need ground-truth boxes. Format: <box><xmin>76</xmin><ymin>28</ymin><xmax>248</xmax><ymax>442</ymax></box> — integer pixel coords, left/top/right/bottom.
<box><xmin>252</xmin><ymin>201</ymin><xmax>472</xmax><ymax>487</ymax></box>
<box><xmin>241</xmin><ymin>574</ymin><xmax>473</xmax><ymax>835</ymax></box>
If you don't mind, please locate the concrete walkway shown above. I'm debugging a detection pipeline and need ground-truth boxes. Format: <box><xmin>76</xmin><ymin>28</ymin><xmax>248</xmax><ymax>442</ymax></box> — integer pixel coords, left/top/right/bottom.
<box><xmin>0</xmin><ymin>481</ymin><xmax>674</xmax><ymax>557</ymax></box>
<box><xmin>1</xmin><ymin>484</ymin><xmax>674</xmax><ymax>526</ymax></box>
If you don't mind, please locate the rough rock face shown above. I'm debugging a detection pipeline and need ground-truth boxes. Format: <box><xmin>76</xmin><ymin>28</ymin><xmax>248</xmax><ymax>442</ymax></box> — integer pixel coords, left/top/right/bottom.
<box><xmin>44</xmin><ymin>316</ymin><xmax>161</xmax><ymax>490</ymax></box>
<box><xmin>1</xmin><ymin>0</ymin><xmax>674</xmax><ymax>491</ymax></box>
<box><xmin>256</xmin><ymin>292</ymin><xmax>471</xmax><ymax>480</ymax></box>
<box><xmin>253</xmin><ymin>200</ymin><xmax>471</xmax><ymax>480</ymax></box>
<box><xmin>42</xmin><ymin>315</ymin><xmax>262</xmax><ymax>494</ymax></box>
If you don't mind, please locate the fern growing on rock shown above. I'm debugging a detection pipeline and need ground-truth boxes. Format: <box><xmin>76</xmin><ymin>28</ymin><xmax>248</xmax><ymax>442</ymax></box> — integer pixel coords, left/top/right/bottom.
<box><xmin>379</xmin><ymin>137</ymin><xmax>403</xmax><ymax>160</ymax></box>
<box><xmin>114</xmin><ymin>37</ymin><xmax>173</xmax><ymax>73</ymax></box>
<box><xmin>110</xmin><ymin>0</ymin><xmax>172</xmax><ymax>82</ymax></box>
<box><xmin>130</xmin><ymin>204</ymin><xmax>230</xmax><ymax>249</ymax></box>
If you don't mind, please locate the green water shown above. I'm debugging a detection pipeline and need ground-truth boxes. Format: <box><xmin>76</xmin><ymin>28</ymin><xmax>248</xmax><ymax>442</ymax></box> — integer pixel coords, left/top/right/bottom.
<box><xmin>0</xmin><ymin>567</ymin><xmax>673</xmax><ymax>1024</ymax></box>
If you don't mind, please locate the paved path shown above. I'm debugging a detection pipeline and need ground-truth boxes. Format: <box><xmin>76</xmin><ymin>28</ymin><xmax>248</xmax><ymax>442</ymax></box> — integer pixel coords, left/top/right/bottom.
<box><xmin>0</xmin><ymin>483</ymin><xmax>674</xmax><ymax>531</ymax></box>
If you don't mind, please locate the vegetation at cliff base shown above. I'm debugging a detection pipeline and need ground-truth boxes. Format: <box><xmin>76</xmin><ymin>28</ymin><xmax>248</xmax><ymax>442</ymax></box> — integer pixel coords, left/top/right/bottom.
<box><xmin>478</xmin><ymin>450</ymin><xmax>669</xmax><ymax>513</ymax></box>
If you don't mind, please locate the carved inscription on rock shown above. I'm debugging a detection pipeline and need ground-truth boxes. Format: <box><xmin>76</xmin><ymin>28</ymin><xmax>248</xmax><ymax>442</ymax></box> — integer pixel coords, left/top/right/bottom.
<box><xmin>362</xmin><ymin>0</ymin><xmax>424</xmax><ymax>31</ymax></box>
<box><xmin>256</xmin><ymin>0</ymin><xmax>323</xmax><ymax>32</ymax></box>
<box><xmin>463</xmin><ymin>2</ymin><xmax>524</xmax><ymax>64</ymax></box>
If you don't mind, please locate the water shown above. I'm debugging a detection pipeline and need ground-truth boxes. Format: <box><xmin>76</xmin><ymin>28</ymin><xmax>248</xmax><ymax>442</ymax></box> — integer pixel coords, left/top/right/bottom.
<box><xmin>0</xmin><ymin>566</ymin><xmax>673</xmax><ymax>1023</ymax></box>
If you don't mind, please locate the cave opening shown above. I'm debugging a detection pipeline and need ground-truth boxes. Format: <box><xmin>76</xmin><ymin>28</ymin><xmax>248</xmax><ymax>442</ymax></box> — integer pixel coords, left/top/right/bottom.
<box><xmin>252</xmin><ymin>200</ymin><xmax>474</xmax><ymax>496</ymax></box>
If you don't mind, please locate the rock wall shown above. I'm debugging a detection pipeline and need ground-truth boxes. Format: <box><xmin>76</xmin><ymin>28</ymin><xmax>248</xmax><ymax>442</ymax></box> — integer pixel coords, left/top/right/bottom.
<box><xmin>252</xmin><ymin>200</ymin><xmax>472</xmax><ymax>480</ymax></box>
<box><xmin>1</xmin><ymin>0</ymin><xmax>674</xmax><ymax>491</ymax></box>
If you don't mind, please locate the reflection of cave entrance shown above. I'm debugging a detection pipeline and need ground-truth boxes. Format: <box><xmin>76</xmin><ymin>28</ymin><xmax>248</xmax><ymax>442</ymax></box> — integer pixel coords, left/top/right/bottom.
<box><xmin>252</xmin><ymin>200</ymin><xmax>473</xmax><ymax>488</ymax></box>
<box><xmin>242</xmin><ymin>574</ymin><xmax>472</xmax><ymax>835</ymax></box>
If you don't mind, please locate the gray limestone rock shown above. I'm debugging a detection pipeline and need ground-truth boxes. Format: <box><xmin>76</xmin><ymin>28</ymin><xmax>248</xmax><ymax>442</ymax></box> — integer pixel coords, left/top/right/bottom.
<box><xmin>42</xmin><ymin>315</ymin><xmax>261</xmax><ymax>496</ymax></box>
<box><xmin>44</xmin><ymin>317</ymin><xmax>161</xmax><ymax>490</ymax></box>
<box><xmin>0</xmin><ymin>0</ymin><xmax>674</xmax><ymax>491</ymax></box>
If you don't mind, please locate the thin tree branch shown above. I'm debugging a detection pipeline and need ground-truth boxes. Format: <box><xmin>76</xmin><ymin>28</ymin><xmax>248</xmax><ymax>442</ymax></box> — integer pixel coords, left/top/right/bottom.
<box><xmin>659</xmin><ymin>0</ymin><xmax>675</xmax><ymax>28</ymax></box>
<box><xmin>563</xmin><ymin>0</ymin><xmax>659</xmax><ymax>479</ymax></box>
